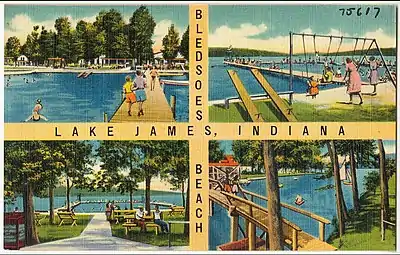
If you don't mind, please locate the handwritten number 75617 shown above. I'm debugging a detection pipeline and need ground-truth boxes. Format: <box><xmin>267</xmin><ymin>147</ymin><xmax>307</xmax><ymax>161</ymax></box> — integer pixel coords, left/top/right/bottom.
<box><xmin>339</xmin><ymin>7</ymin><xmax>380</xmax><ymax>18</ymax></box>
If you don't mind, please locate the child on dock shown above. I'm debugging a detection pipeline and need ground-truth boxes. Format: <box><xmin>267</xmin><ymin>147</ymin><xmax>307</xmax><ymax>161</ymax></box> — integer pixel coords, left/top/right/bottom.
<box><xmin>123</xmin><ymin>76</ymin><xmax>136</xmax><ymax>116</ymax></box>
<box><xmin>133</xmin><ymin>70</ymin><xmax>147</xmax><ymax>117</ymax></box>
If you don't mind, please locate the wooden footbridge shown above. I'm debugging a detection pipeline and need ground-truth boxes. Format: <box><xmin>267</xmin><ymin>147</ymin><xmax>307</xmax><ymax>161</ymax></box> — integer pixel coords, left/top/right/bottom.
<box><xmin>209</xmin><ymin>180</ymin><xmax>336</xmax><ymax>251</ymax></box>
<box><xmin>227</xmin><ymin>69</ymin><xmax>297</xmax><ymax>122</ymax></box>
<box><xmin>109</xmin><ymin>71</ymin><xmax>175</xmax><ymax>122</ymax></box>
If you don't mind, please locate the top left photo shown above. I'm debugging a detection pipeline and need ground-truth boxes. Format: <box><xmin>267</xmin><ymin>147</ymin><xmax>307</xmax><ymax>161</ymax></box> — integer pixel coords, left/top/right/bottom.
<box><xmin>4</xmin><ymin>4</ymin><xmax>189</xmax><ymax>123</ymax></box>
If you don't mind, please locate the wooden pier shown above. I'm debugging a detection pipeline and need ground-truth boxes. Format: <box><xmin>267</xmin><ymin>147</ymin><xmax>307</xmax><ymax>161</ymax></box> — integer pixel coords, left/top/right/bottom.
<box><xmin>209</xmin><ymin>181</ymin><xmax>336</xmax><ymax>251</ymax></box>
<box><xmin>224</xmin><ymin>61</ymin><xmax>378</xmax><ymax>85</ymax></box>
<box><xmin>109</xmin><ymin>71</ymin><xmax>175</xmax><ymax>122</ymax></box>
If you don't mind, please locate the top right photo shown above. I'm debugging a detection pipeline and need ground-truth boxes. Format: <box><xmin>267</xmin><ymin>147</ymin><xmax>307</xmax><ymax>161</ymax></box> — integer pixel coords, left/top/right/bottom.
<box><xmin>208</xmin><ymin>4</ymin><xmax>397</xmax><ymax>122</ymax></box>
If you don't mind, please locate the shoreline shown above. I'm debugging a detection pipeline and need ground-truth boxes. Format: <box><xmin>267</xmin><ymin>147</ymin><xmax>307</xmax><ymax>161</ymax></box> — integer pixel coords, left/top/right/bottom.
<box><xmin>241</xmin><ymin>172</ymin><xmax>322</xmax><ymax>181</ymax></box>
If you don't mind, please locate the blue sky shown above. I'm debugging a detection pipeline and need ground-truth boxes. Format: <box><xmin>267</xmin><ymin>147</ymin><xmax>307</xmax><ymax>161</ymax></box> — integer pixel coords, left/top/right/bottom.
<box><xmin>209</xmin><ymin>4</ymin><xmax>397</xmax><ymax>52</ymax></box>
<box><xmin>5</xmin><ymin>4</ymin><xmax>188</xmax><ymax>49</ymax></box>
<box><xmin>219</xmin><ymin>140</ymin><xmax>396</xmax><ymax>155</ymax></box>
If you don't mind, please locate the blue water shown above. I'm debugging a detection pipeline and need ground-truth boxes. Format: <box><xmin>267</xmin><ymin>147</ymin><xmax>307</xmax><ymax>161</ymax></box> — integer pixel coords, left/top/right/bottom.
<box><xmin>209</xmin><ymin>169</ymin><xmax>375</xmax><ymax>250</ymax></box>
<box><xmin>4</xmin><ymin>73</ymin><xmax>188</xmax><ymax>122</ymax></box>
<box><xmin>161</xmin><ymin>74</ymin><xmax>189</xmax><ymax>122</ymax></box>
<box><xmin>209</xmin><ymin>56</ymin><xmax>395</xmax><ymax>101</ymax></box>
<box><xmin>5</xmin><ymin>192</ymin><xmax>183</xmax><ymax>213</ymax></box>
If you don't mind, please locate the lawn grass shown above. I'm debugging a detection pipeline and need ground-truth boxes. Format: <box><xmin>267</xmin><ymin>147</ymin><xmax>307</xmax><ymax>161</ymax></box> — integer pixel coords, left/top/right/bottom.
<box><xmin>209</xmin><ymin>100</ymin><xmax>396</xmax><ymax>122</ymax></box>
<box><xmin>111</xmin><ymin>214</ymin><xmax>189</xmax><ymax>247</ymax></box>
<box><xmin>328</xmin><ymin>176</ymin><xmax>396</xmax><ymax>251</ymax></box>
<box><xmin>36</xmin><ymin>214</ymin><xmax>93</xmax><ymax>243</ymax></box>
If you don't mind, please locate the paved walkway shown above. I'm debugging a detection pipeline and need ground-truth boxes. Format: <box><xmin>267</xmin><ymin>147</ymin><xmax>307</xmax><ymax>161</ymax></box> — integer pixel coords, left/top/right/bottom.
<box><xmin>22</xmin><ymin>213</ymin><xmax>188</xmax><ymax>251</ymax></box>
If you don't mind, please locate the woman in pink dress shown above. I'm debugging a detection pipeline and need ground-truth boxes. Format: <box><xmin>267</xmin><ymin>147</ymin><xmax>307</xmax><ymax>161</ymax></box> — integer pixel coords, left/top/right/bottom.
<box><xmin>344</xmin><ymin>58</ymin><xmax>363</xmax><ymax>105</ymax></box>
<box><xmin>366</xmin><ymin>56</ymin><xmax>379</xmax><ymax>94</ymax></box>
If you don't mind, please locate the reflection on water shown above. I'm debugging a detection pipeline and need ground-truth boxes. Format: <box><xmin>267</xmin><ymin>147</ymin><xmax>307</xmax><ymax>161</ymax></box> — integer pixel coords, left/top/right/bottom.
<box><xmin>209</xmin><ymin>169</ymin><xmax>376</xmax><ymax>250</ymax></box>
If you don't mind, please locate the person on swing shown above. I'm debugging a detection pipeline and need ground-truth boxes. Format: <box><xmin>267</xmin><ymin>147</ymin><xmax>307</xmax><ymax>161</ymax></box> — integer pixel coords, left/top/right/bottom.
<box><xmin>343</xmin><ymin>58</ymin><xmax>363</xmax><ymax>105</ymax></box>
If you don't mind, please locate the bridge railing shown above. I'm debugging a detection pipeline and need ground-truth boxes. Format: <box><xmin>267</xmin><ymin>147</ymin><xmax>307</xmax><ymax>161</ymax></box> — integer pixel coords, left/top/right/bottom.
<box><xmin>221</xmin><ymin>191</ymin><xmax>302</xmax><ymax>250</ymax></box>
<box><xmin>242</xmin><ymin>189</ymin><xmax>330</xmax><ymax>241</ymax></box>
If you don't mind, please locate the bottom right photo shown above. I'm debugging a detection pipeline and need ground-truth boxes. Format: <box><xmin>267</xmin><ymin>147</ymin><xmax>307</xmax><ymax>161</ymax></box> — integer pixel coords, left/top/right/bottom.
<box><xmin>208</xmin><ymin>140</ymin><xmax>396</xmax><ymax>251</ymax></box>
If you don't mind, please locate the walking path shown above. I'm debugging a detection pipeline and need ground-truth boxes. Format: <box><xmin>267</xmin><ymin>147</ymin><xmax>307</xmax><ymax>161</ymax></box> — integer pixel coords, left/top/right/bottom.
<box><xmin>22</xmin><ymin>213</ymin><xmax>188</xmax><ymax>251</ymax></box>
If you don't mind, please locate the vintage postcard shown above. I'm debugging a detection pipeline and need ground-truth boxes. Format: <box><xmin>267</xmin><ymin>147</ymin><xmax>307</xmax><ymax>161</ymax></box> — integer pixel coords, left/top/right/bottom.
<box><xmin>1</xmin><ymin>2</ymin><xmax>398</xmax><ymax>254</ymax></box>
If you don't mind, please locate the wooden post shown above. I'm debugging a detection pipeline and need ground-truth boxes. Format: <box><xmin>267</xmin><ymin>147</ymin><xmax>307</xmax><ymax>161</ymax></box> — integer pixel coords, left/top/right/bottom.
<box><xmin>103</xmin><ymin>112</ymin><xmax>108</xmax><ymax>123</ymax></box>
<box><xmin>248</xmin><ymin>222</ymin><xmax>256</xmax><ymax>250</ymax></box>
<box><xmin>209</xmin><ymin>200</ymin><xmax>214</xmax><ymax>216</ymax></box>
<box><xmin>230</xmin><ymin>214</ymin><xmax>239</xmax><ymax>242</ymax></box>
<box><xmin>381</xmin><ymin>208</ymin><xmax>385</xmax><ymax>241</ymax></box>
<box><xmin>265</xmin><ymin>231</ymin><xmax>270</xmax><ymax>250</ymax></box>
<box><xmin>245</xmin><ymin>218</ymin><xmax>250</xmax><ymax>237</ymax></box>
<box><xmin>224</xmin><ymin>99</ymin><xmax>229</xmax><ymax>109</ymax></box>
<box><xmin>292</xmin><ymin>229</ymin><xmax>298</xmax><ymax>251</ymax></box>
<box><xmin>289</xmin><ymin>31</ymin><xmax>293</xmax><ymax>105</ymax></box>
<box><xmin>319</xmin><ymin>222</ymin><xmax>325</xmax><ymax>241</ymax></box>
<box><xmin>170</xmin><ymin>95</ymin><xmax>176</xmax><ymax>120</ymax></box>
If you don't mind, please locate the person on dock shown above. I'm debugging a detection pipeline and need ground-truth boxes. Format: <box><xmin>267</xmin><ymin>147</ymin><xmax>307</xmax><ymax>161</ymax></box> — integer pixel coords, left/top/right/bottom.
<box><xmin>25</xmin><ymin>99</ymin><xmax>48</xmax><ymax>122</ymax></box>
<box><xmin>306</xmin><ymin>76</ymin><xmax>319</xmax><ymax>99</ymax></box>
<box><xmin>231</xmin><ymin>179</ymin><xmax>239</xmax><ymax>196</ymax></box>
<box><xmin>135</xmin><ymin>206</ymin><xmax>147</xmax><ymax>232</ymax></box>
<box><xmin>335</xmin><ymin>67</ymin><xmax>342</xmax><ymax>78</ymax></box>
<box><xmin>123</xmin><ymin>75</ymin><xmax>137</xmax><ymax>116</ymax></box>
<box><xmin>344</xmin><ymin>58</ymin><xmax>363</xmax><ymax>105</ymax></box>
<box><xmin>366</xmin><ymin>56</ymin><xmax>379</xmax><ymax>94</ymax></box>
<box><xmin>154</xmin><ymin>205</ymin><xmax>169</xmax><ymax>233</ymax></box>
<box><xmin>133</xmin><ymin>70</ymin><xmax>147</xmax><ymax>117</ymax></box>
<box><xmin>150</xmin><ymin>66</ymin><xmax>158</xmax><ymax>91</ymax></box>
<box><xmin>321</xmin><ymin>66</ymin><xmax>334</xmax><ymax>83</ymax></box>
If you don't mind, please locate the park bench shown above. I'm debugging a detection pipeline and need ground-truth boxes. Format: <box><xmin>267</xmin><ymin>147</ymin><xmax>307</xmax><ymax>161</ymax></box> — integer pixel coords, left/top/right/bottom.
<box><xmin>57</xmin><ymin>211</ymin><xmax>77</xmax><ymax>226</ymax></box>
<box><xmin>34</xmin><ymin>212</ymin><xmax>48</xmax><ymax>226</ymax></box>
<box><xmin>122</xmin><ymin>215</ymin><xmax>141</xmax><ymax>235</ymax></box>
<box><xmin>112</xmin><ymin>209</ymin><xmax>136</xmax><ymax>224</ymax></box>
<box><xmin>168</xmin><ymin>206</ymin><xmax>185</xmax><ymax>216</ymax></box>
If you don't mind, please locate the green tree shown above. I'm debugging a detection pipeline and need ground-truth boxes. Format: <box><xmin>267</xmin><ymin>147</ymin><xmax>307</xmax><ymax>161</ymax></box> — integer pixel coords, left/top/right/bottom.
<box><xmin>364</xmin><ymin>171</ymin><xmax>379</xmax><ymax>195</ymax></box>
<box><xmin>127</xmin><ymin>6</ymin><xmax>156</xmax><ymax>65</ymax></box>
<box><xmin>94</xmin><ymin>9</ymin><xmax>129</xmax><ymax>58</ymax></box>
<box><xmin>38</xmin><ymin>26</ymin><xmax>56</xmax><ymax>64</ymax></box>
<box><xmin>23</xmin><ymin>26</ymin><xmax>40</xmax><ymax>65</ymax></box>
<box><xmin>95</xmin><ymin>141</ymin><xmax>142</xmax><ymax>210</ymax></box>
<box><xmin>75</xmin><ymin>21</ymin><xmax>99</xmax><ymax>62</ymax></box>
<box><xmin>54</xmin><ymin>17</ymin><xmax>75</xmax><ymax>63</ymax></box>
<box><xmin>4</xmin><ymin>141</ymin><xmax>63</xmax><ymax>245</ymax></box>
<box><xmin>378</xmin><ymin>139</ymin><xmax>390</xmax><ymax>222</ymax></box>
<box><xmin>208</xmin><ymin>140</ymin><xmax>224</xmax><ymax>162</ymax></box>
<box><xmin>5</xmin><ymin>36</ymin><xmax>21</xmax><ymax>63</ymax></box>
<box><xmin>180</xmin><ymin>26</ymin><xmax>189</xmax><ymax>61</ymax></box>
<box><xmin>162</xmin><ymin>24</ymin><xmax>180</xmax><ymax>61</ymax></box>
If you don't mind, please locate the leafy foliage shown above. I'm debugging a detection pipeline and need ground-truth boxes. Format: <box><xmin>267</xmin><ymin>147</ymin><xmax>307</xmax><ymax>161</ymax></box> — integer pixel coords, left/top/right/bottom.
<box><xmin>162</xmin><ymin>24</ymin><xmax>180</xmax><ymax>60</ymax></box>
<box><xmin>180</xmin><ymin>26</ymin><xmax>189</xmax><ymax>61</ymax></box>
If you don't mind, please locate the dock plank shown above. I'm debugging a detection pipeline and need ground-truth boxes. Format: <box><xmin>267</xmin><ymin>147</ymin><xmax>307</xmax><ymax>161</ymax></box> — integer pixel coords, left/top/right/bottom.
<box><xmin>110</xmin><ymin>71</ymin><xmax>174</xmax><ymax>122</ymax></box>
<box><xmin>227</xmin><ymin>70</ymin><xmax>265</xmax><ymax>122</ymax></box>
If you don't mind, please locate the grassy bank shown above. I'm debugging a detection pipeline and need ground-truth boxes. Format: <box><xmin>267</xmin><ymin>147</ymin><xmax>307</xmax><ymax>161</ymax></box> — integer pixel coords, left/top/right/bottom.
<box><xmin>209</xmin><ymin>100</ymin><xmax>396</xmax><ymax>122</ymax></box>
<box><xmin>240</xmin><ymin>172</ymin><xmax>320</xmax><ymax>179</ymax></box>
<box><xmin>37</xmin><ymin>214</ymin><xmax>93</xmax><ymax>243</ymax></box>
<box><xmin>111</xmin><ymin>214</ymin><xmax>188</xmax><ymax>246</ymax></box>
<box><xmin>51</xmin><ymin>187</ymin><xmax>179</xmax><ymax>197</ymax></box>
<box><xmin>328</xmin><ymin>176</ymin><xmax>396</xmax><ymax>251</ymax></box>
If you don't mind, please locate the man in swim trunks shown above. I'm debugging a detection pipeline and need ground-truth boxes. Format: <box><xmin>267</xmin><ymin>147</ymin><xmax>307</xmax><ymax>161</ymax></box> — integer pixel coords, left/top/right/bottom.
<box><xmin>123</xmin><ymin>76</ymin><xmax>136</xmax><ymax>116</ymax></box>
<box><xmin>133</xmin><ymin>70</ymin><xmax>147</xmax><ymax>116</ymax></box>
<box><xmin>150</xmin><ymin>66</ymin><xmax>158</xmax><ymax>91</ymax></box>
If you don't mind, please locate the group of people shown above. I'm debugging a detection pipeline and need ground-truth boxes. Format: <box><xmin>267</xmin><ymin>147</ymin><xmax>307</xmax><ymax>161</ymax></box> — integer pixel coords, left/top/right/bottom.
<box><xmin>222</xmin><ymin>177</ymin><xmax>240</xmax><ymax>195</ymax></box>
<box><xmin>123</xmin><ymin>67</ymin><xmax>158</xmax><ymax>117</ymax></box>
<box><xmin>105</xmin><ymin>202</ymin><xmax>169</xmax><ymax>234</ymax></box>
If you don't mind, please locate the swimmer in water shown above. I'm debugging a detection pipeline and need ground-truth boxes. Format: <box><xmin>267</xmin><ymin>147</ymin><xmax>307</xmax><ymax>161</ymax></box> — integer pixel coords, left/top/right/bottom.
<box><xmin>25</xmin><ymin>99</ymin><xmax>48</xmax><ymax>122</ymax></box>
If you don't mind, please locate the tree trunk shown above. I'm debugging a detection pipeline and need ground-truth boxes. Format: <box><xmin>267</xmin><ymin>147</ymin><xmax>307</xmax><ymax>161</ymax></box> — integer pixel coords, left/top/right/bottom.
<box><xmin>24</xmin><ymin>183</ymin><xmax>40</xmax><ymax>246</ymax></box>
<box><xmin>66</xmin><ymin>178</ymin><xmax>71</xmax><ymax>211</ymax></box>
<box><xmin>129</xmin><ymin>190</ymin><xmax>133</xmax><ymax>210</ymax></box>
<box><xmin>378</xmin><ymin>139</ymin><xmax>390</xmax><ymax>221</ymax></box>
<box><xmin>145</xmin><ymin>176</ymin><xmax>151</xmax><ymax>215</ymax></box>
<box><xmin>349</xmin><ymin>142</ymin><xmax>360</xmax><ymax>212</ymax></box>
<box><xmin>49</xmin><ymin>187</ymin><xmax>55</xmax><ymax>224</ymax></box>
<box><xmin>184</xmin><ymin>180</ymin><xmax>190</xmax><ymax>235</ymax></box>
<box><xmin>181</xmin><ymin>182</ymin><xmax>185</xmax><ymax>207</ymax></box>
<box><xmin>262</xmin><ymin>140</ymin><xmax>284</xmax><ymax>250</ymax></box>
<box><xmin>327</xmin><ymin>141</ymin><xmax>345</xmax><ymax>237</ymax></box>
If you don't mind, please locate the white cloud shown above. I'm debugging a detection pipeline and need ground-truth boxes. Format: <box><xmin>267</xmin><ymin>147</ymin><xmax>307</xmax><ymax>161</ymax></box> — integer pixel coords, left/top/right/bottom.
<box><xmin>209</xmin><ymin>23</ymin><xmax>396</xmax><ymax>54</ymax></box>
<box><xmin>152</xmin><ymin>19</ymin><xmax>185</xmax><ymax>51</ymax></box>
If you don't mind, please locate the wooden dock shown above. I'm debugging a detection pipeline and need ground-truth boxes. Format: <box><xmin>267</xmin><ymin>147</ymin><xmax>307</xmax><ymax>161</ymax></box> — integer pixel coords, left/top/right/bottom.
<box><xmin>110</xmin><ymin>71</ymin><xmax>175</xmax><ymax>122</ymax></box>
<box><xmin>209</xmin><ymin>187</ymin><xmax>336</xmax><ymax>251</ymax></box>
<box><xmin>224</xmin><ymin>61</ymin><xmax>377</xmax><ymax>85</ymax></box>
<box><xmin>227</xmin><ymin>70</ymin><xmax>265</xmax><ymax>122</ymax></box>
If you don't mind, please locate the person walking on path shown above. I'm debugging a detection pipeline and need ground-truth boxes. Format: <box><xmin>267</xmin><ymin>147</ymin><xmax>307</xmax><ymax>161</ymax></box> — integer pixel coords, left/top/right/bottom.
<box><xmin>133</xmin><ymin>70</ymin><xmax>147</xmax><ymax>117</ymax></box>
<box><xmin>150</xmin><ymin>66</ymin><xmax>158</xmax><ymax>91</ymax></box>
<box><xmin>344</xmin><ymin>58</ymin><xmax>363</xmax><ymax>105</ymax></box>
<box><xmin>123</xmin><ymin>76</ymin><xmax>136</xmax><ymax>116</ymax></box>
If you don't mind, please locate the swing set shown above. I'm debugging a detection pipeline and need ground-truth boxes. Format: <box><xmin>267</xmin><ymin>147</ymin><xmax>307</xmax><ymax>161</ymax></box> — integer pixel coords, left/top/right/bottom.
<box><xmin>287</xmin><ymin>32</ymin><xmax>396</xmax><ymax>104</ymax></box>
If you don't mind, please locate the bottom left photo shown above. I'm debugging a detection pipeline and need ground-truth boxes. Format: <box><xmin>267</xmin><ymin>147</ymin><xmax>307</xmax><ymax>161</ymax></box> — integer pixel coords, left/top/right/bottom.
<box><xmin>4</xmin><ymin>140</ymin><xmax>189</xmax><ymax>251</ymax></box>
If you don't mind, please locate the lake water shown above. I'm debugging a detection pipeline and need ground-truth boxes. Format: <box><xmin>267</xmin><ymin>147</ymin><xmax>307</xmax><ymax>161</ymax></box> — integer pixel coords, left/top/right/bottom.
<box><xmin>5</xmin><ymin>192</ymin><xmax>184</xmax><ymax>213</ymax></box>
<box><xmin>209</xmin><ymin>169</ymin><xmax>376</xmax><ymax>250</ymax></box>
<box><xmin>4</xmin><ymin>73</ymin><xmax>188</xmax><ymax>122</ymax></box>
<box><xmin>209</xmin><ymin>56</ymin><xmax>395</xmax><ymax>101</ymax></box>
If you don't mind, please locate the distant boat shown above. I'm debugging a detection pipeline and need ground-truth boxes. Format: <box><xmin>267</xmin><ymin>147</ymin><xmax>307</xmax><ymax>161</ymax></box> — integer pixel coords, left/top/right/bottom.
<box><xmin>160</xmin><ymin>79</ymin><xmax>189</xmax><ymax>86</ymax></box>
<box><xmin>278</xmin><ymin>184</ymin><xmax>284</xmax><ymax>188</ymax></box>
<box><xmin>293</xmin><ymin>177</ymin><xmax>298</xmax><ymax>180</ymax></box>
